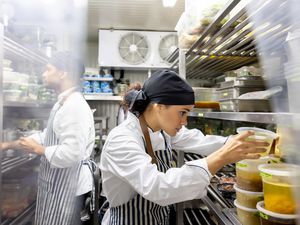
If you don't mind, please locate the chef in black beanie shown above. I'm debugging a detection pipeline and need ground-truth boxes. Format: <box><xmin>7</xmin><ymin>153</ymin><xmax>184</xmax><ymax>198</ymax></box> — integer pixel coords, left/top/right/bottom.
<box><xmin>100</xmin><ymin>69</ymin><xmax>268</xmax><ymax>225</ymax></box>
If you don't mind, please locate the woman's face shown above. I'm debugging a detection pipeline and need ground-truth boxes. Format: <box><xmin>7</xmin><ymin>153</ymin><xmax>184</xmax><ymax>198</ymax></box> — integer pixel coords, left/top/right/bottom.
<box><xmin>156</xmin><ymin>104</ymin><xmax>194</xmax><ymax>137</ymax></box>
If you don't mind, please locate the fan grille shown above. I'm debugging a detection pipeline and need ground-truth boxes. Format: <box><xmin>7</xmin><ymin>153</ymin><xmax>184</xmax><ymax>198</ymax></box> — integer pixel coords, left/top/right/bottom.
<box><xmin>118</xmin><ymin>32</ymin><xmax>149</xmax><ymax>65</ymax></box>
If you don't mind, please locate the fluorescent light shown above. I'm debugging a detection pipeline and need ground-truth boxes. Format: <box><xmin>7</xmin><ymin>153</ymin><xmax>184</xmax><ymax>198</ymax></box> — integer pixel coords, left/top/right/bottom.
<box><xmin>162</xmin><ymin>0</ymin><xmax>177</xmax><ymax>7</ymax></box>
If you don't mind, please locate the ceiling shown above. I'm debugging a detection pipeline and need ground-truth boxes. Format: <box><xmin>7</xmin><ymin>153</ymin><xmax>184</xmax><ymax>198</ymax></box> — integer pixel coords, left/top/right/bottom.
<box><xmin>87</xmin><ymin>0</ymin><xmax>184</xmax><ymax>42</ymax></box>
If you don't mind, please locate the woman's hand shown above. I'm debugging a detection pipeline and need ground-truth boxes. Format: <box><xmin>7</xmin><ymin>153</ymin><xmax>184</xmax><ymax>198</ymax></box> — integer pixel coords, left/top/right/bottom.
<box><xmin>206</xmin><ymin>131</ymin><xmax>269</xmax><ymax>175</ymax></box>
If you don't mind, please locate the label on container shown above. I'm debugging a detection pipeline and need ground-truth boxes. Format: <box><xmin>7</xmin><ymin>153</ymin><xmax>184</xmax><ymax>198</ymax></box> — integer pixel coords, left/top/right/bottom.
<box><xmin>259</xmin><ymin>212</ymin><xmax>269</xmax><ymax>220</ymax></box>
<box><xmin>260</xmin><ymin>172</ymin><xmax>272</xmax><ymax>179</ymax></box>
<box><xmin>236</xmin><ymin>162</ymin><xmax>248</xmax><ymax>168</ymax></box>
<box><xmin>198</xmin><ymin>113</ymin><xmax>204</xmax><ymax>117</ymax></box>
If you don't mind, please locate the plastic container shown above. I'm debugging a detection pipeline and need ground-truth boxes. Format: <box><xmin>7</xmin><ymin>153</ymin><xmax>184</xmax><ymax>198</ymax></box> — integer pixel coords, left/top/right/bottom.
<box><xmin>3</xmin><ymin>90</ymin><xmax>22</xmax><ymax>101</ymax></box>
<box><xmin>234</xmin><ymin>184</ymin><xmax>263</xmax><ymax>208</ymax></box>
<box><xmin>234</xmin><ymin>200</ymin><xmax>260</xmax><ymax>225</ymax></box>
<box><xmin>236</xmin><ymin>156</ymin><xmax>280</xmax><ymax>192</ymax></box>
<box><xmin>257</xmin><ymin>201</ymin><xmax>298</xmax><ymax>225</ymax></box>
<box><xmin>3</xmin><ymin>81</ymin><xmax>20</xmax><ymax>90</ymax></box>
<box><xmin>237</xmin><ymin>127</ymin><xmax>277</xmax><ymax>155</ymax></box>
<box><xmin>258</xmin><ymin>163</ymin><xmax>300</xmax><ymax>214</ymax></box>
<box><xmin>28</xmin><ymin>84</ymin><xmax>40</xmax><ymax>100</ymax></box>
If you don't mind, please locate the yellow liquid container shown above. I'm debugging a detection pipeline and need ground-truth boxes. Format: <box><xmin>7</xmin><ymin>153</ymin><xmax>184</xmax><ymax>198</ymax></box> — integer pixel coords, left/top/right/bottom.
<box><xmin>257</xmin><ymin>201</ymin><xmax>298</xmax><ymax>225</ymax></box>
<box><xmin>234</xmin><ymin>184</ymin><xmax>263</xmax><ymax>209</ymax></box>
<box><xmin>259</xmin><ymin>163</ymin><xmax>300</xmax><ymax>214</ymax></box>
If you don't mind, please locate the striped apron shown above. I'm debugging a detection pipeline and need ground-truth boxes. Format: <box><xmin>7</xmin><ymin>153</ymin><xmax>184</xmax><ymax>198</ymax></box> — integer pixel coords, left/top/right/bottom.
<box><xmin>109</xmin><ymin>131</ymin><xmax>174</xmax><ymax>225</ymax></box>
<box><xmin>35</xmin><ymin>102</ymin><xmax>79</xmax><ymax>225</ymax></box>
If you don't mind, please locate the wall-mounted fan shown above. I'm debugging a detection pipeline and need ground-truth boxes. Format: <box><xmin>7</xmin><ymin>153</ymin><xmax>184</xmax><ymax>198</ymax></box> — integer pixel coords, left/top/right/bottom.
<box><xmin>118</xmin><ymin>32</ymin><xmax>150</xmax><ymax>65</ymax></box>
<box><xmin>158</xmin><ymin>34</ymin><xmax>178</xmax><ymax>63</ymax></box>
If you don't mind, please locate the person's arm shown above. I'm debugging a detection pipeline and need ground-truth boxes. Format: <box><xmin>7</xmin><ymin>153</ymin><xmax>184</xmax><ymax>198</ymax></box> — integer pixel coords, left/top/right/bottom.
<box><xmin>1</xmin><ymin>140</ymin><xmax>21</xmax><ymax>151</ymax></box>
<box><xmin>101</xmin><ymin>131</ymin><xmax>213</xmax><ymax>207</ymax></box>
<box><xmin>171</xmin><ymin>126</ymin><xmax>228</xmax><ymax>155</ymax></box>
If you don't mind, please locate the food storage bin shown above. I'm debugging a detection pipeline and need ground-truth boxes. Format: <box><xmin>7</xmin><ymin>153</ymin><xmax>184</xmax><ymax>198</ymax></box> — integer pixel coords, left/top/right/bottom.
<box><xmin>3</xmin><ymin>90</ymin><xmax>22</xmax><ymax>102</ymax></box>
<box><xmin>3</xmin><ymin>81</ymin><xmax>20</xmax><ymax>90</ymax></box>
<box><xmin>236</xmin><ymin>156</ymin><xmax>280</xmax><ymax>192</ymax></box>
<box><xmin>234</xmin><ymin>184</ymin><xmax>263</xmax><ymax>208</ymax></box>
<box><xmin>258</xmin><ymin>163</ymin><xmax>300</xmax><ymax>214</ymax></box>
<box><xmin>219</xmin><ymin>99</ymin><xmax>271</xmax><ymax>112</ymax></box>
<box><xmin>217</xmin><ymin>86</ymin><xmax>265</xmax><ymax>101</ymax></box>
<box><xmin>28</xmin><ymin>84</ymin><xmax>41</xmax><ymax>100</ymax></box>
<box><xmin>234</xmin><ymin>200</ymin><xmax>260</xmax><ymax>225</ymax></box>
<box><xmin>237</xmin><ymin>127</ymin><xmax>278</xmax><ymax>155</ymax></box>
<box><xmin>257</xmin><ymin>201</ymin><xmax>298</xmax><ymax>225</ymax></box>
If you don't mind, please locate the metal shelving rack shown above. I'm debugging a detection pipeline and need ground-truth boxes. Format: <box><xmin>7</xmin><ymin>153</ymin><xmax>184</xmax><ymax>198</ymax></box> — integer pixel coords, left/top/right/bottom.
<box><xmin>1</xmin><ymin>27</ymin><xmax>49</xmax><ymax>225</ymax></box>
<box><xmin>172</xmin><ymin>0</ymin><xmax>292</xmax><ymax>224</ymax></box>
<box><xmin>172</xmin><ymin>0</ymin><xmax>290</xmax><ymax>80</ymax></box>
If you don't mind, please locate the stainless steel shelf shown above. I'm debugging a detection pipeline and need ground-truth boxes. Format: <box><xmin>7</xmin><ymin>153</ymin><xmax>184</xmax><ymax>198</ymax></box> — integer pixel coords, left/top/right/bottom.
<box><xmin>3</xmin><ymin>33</ymin><xmax>48</xmax><ymax>64</ymax></box>
<box><xmin>1</xmin><ymin>155</ymin><xmax>38</xmax><ymax>175</ymax></box>
<box><xmin>83</xmin><ymin>77</ymin><xmax>114</xmax><ymax>82</ymax></box>
<box><xmin>84</xmin><ymin>94</ymin><xmax>122</xmax><ymax>101</ymax></box>
<box><xmin>165</xmin><ymin>48</ymin><xmax>179</xmax><ymax>64</ymax></box>
<box><xmin>189</xmin><ymin>111</ymin><xmax>295</xmax><ymax>124</ymax></box>
<box><xmin>172</xmin><ymin>0</ymin><xmax>290</xmax><ymax>79</ymax></box>
<box><xmin>3</xmin><ymin>101</ymin><xmax>54</xmax><ymax>108</ymax></box>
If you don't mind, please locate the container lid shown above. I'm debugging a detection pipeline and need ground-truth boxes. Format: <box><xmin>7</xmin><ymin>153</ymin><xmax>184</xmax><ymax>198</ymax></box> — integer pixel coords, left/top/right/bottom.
<box><xmin>236</xmin><ymin>156</ymin><xmax>280</xmax><ymax>168</ymax></box>
<box><xmin>256</xmin><ymin>201</ymin><xmax>299</xmax><ymax>219</ymax></box>
<box><xmin>234</xmin><ymin>184</ymin><xmax>263</xmax><ymax>195</ymax></box>
<box><xmin>237</xmin><ymin>127</ymin><xmax>277</xmax><ymax>139</ymax></box>
<box><xmin>258</xmin><ymin>163</ymin><xmax>300</xmax><ymax>177</ymax></box>
<box><xmin>234</xmin><ymin>200</ymin><xmax>258</xmax><ymax>212</ymax></box>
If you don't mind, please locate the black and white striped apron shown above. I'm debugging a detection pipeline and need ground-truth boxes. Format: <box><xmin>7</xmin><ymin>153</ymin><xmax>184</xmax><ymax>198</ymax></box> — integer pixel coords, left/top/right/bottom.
<box><xmin>35</xmin><ymin>103</ymin><xmax>79</xmax><ymax>225</ymax></box>
<box><xmin>109</xmin><ymin>131</ymin><xmax>174</xmax><ymax>225</ymax></box>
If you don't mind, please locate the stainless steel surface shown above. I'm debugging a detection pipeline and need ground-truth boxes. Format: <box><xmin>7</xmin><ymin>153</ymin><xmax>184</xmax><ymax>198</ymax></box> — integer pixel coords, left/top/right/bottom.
<box><xmin>166</xmin><ymin>48</ymin><xmax>179</xmax><ymax>64</ymax></box>
<box><xmin>217</xmin><ymin>86</ymin><xmax>265</xmax><ymax>101</ymax></box>
<box><xmin>219</xmin><ymin>79</ymin><xmax>265</xmax><ymax>89</ymax></box>
<box><xmin>88</xmin><ymin>100</ymin><xmax>120</xmax><ymax>132</ymax></box>
<box><xmin>223</xmin><ymin>208</ymin><xmax>242</xmax><ymax>225</ymax></box>
<box><xmin>84</xmin><ymin>94</ymin><xmax>122</xmax><ymax>101</ymax></box>
<box><xmin>219</xmin><ymin>99</ymin><xmax>271</xmax><ymax>112</ymax></box>
<box><xmin>178</xmin><ymin>49</ymin><xmax>186</xmax><ymax>80</ymax></box>
<box><xmin>0</xmin><ymin>22</ymin><xmax>3</xmax><ymax>223</ymax></box>
<box><xmin>201</xmin><ymin>196</ymin><xmax>233</xmax><ymax>225</ymax></box>
<box><xmin>3</xmin><ymin>34</ymin><xmax>48</xmax><ymax>64</ymax></box>
<box><xmin>188</xmin><ymin>111</ymin><xmax>296</xmax><ymax>124</ymax></box>
<box><xmin>1</xmin><ymin>156</ymin><xmax>38</xmax><ymax>175</ymax></box>
<box><xmin>176</xmin><ymin>150</ymin><xmax>185</xmax><ymax>225</ymax></box>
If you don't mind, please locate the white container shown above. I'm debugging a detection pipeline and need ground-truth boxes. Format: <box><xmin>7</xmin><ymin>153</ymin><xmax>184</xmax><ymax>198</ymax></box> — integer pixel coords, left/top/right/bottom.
<box><xmin>237</xmin><ymin>127</ymin><xmax>277</xmax><ymax>155</ymax></box>
<box><xmin>234</xmin><ymin>200</ymin><xmax>260</xmax><ymax>225</ymax></box>
<box><xmin>234</xmin><ymin>184</ymin><xmax>263</xmax><ymax>209</ymax></box>
<box><xmin>3</xmin><ymin>90</ymin><xmax>22</xmax><ymax>102</ymax></box>
<box><xmin>257</xmin><ymin>201</ymin><xmax>298</xmax><ymax>225</ymax></box>
<box><xmin>258</xmin><ymin>163</ymin><xmax>300</xmax><ymax>214</ymax></box>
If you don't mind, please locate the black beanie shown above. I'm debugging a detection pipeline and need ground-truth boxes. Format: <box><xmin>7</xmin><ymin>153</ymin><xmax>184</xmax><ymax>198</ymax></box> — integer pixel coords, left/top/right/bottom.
<box><xmin>142</xmin><ymin>69</ymin><xmax>195</xmax><ymax>105</ymax></box>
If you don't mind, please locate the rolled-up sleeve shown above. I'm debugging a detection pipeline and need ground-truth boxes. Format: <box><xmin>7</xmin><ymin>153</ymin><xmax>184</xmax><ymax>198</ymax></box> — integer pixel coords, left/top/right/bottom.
<box><xmin>101</xmin><ymin>132</ymin><xmax>211</xmax><ymax>206</ymax></box>
<box><xmin>171</xmin><ymin>126</ymin><xmax>227</xmax><ymax>155</ymax></box>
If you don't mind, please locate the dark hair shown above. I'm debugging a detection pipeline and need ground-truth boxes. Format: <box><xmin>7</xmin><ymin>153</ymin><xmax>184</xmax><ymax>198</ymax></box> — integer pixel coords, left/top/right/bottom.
<box><xmin>121</xmin><ymin>82</ymin><xmax>142</xmax><ymax>108</ymax></box>
<box><xmin>49</xmin><ymin>51</ymin><xmax>85</xmax><ymax>84</ymax></box>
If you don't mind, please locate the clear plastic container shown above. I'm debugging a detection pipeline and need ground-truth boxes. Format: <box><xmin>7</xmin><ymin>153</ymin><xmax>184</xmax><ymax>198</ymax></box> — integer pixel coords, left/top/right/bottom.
<box><xmin>234</xmin><ymin>200</ymin><xmax>260</xmax><ymax>225</ymax></box>
<box><xmin>3</xmin><ymin>81</ymin><xmax>20</xmax><ymax>90</ymax></box>
<box><xmin>236</xmin><ymin>156</ymin><xmax>280</xmax><ymax>192</ymax></box>
<box><xmin>237</xmin><ymin>127</ymin><xmax>277</xmax><ymax>155</ymax></box>
<box><xmin>258</xmin><ymin>164</ymin><xmax>300</xmax><ymax>214</ymax></box>
<box><xmin>3</xmin><ymin>90</ymin><xmax>22</xmax><ymax>101</ymax></box>
<box><xmin>256</xmin><ymin>201</ymin><xmax>298</xmax><ymax>225</ymax></box>
<box><xmin>234</xmin><ymin>184</ymin><xmax>263</xmax><ymax>209</ymax></box>
<box><xmin>28</xmin><ymin>84</ymin><xmax>40</xmax><ymax>100</ymax></box>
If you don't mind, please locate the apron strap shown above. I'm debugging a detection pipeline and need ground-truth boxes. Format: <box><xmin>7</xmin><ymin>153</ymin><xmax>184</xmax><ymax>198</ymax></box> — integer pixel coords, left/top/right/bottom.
<box><xmin>139</xmin><ymin>115</ymin><xmax>158</xmax><ymax>165</ymax></box>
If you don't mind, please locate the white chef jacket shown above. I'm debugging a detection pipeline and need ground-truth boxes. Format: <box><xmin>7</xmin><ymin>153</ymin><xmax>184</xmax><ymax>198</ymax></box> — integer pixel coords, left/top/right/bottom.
<box><xmin>30</xmin><ymin>87</ymin><xmax>95</xmax><ymax>196</ymax></box>
<box><xmin>100</xmin><ymin>112</ymin><xmax>227</xmax><ymax>208</ymax></box>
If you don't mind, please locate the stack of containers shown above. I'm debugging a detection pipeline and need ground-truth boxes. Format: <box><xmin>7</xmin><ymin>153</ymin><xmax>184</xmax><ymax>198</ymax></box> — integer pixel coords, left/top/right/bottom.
<box><xmin>217</xmin><ymin>77</ymin><xmax>268</xmax><ymax>112</ymax></box>
<box><xmin>234</xmin><ymin>127</ymin><xmax>279</xmax><ymax>225</ymax></box>
<box><xmin>256</xmin><ymin>163</ymin><xmax>300</xmax><ymax>224</ymax></box>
